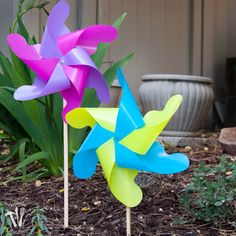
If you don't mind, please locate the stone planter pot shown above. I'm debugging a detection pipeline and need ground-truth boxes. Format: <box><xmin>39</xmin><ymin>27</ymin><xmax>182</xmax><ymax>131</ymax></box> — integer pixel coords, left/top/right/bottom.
<box><xmin>138</xmin><ymin>74</ymin><xmax>214</xmax><ymax>137</ymax></box>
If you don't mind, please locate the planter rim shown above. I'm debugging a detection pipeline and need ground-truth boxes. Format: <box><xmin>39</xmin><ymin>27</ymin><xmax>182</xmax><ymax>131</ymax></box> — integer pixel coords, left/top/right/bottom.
<box><xmin>142</xmin><ymin>74</ymin><xmax>213</xmax><ymax>84</ymax></box>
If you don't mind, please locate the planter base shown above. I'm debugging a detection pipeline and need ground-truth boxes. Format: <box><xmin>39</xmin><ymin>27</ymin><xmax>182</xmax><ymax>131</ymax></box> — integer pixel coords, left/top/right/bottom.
<box><xmin>158</xmin><ymin>136</ymin><xmax>209</xmax><ymax>147</ymax></box>
<box><xmin>161</xmin><ymin>130</ymin><xmax>202</xmax><ymax>137</ymax></box>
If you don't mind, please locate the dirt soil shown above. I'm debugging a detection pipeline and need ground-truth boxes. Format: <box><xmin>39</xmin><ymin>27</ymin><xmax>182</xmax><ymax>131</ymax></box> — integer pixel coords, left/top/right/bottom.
<box><xmin>0</xmin><ymin>135</ymin><xmax>236</xmax><ymax>236</ymax></box>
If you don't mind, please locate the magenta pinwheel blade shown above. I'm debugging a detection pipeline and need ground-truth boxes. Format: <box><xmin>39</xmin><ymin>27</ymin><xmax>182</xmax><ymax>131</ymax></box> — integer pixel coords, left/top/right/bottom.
<box><xmin>7</xmin><ymin>34</ymin><xmax>59</xmax><ymax>81</ymax></box>
<box><xmin>58</xmin><ymin>25</ymin><xmax>118</xmax><ymax>55</ymax></box>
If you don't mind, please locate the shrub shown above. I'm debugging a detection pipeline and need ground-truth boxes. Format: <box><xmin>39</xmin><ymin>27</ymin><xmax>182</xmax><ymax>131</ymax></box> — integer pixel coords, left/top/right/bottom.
<box><xmin>0</xmin><ymin>203</ymin><xmax>13</xmax><ymax>236</ymax></box>
<box><xmin>180</xmin><ymin>156</ymin><xmax>236</xmax><ymax>222</ymax></box>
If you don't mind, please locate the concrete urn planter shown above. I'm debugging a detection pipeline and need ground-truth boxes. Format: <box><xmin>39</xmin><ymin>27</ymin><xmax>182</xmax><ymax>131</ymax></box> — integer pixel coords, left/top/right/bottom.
<box><xmin>138</xmin><ymin>74</ymin><xmax>214</xmax><ymax>136</ymax></box>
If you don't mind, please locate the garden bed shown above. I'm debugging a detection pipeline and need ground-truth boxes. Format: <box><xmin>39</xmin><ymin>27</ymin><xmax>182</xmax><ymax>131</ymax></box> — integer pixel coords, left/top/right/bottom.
<box><xmin>0</xmin><ymin>135</ymin><xmax>236</xmax><ymax>236</ymax></box>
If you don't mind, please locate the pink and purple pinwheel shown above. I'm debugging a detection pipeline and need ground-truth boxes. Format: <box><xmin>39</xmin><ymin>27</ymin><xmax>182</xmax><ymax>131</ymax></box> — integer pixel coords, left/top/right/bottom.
<box><xmin>7</xmin><ymin>0</ymin><xmax>117</xmax><ymax>120</ymax></box>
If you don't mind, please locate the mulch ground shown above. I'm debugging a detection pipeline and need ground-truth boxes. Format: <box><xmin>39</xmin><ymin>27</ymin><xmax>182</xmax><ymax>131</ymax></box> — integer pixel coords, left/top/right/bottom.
<box><xmin>0</xmin><ymin>135</ymin><xmax>236</xmax><ymax>235</ymax></box>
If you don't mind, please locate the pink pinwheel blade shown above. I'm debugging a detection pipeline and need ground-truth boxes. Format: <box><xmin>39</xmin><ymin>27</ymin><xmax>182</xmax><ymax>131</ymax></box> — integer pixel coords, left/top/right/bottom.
<box><xmin>58</xmin><ymin>25</ymin><xmax>118</xmax><ymax>55</ymax></box>
<box><xmin>61</xmin><ymin>86</ymin><xmax>83</xmax><ymax>119</ymax></box>
<box><xmin>61</xmin><ymin>64</ymin><xmax>110</xmax><ymax>120</ymax></box>
<box><xmin>62</xmin><ymin>47</ymin><xmax>110</xmax><ymax>108</ymax></box>
<box><xmin>7</xmin><ymin>34</ymin><xmax>59</xmax><ymax>81</ymax></box>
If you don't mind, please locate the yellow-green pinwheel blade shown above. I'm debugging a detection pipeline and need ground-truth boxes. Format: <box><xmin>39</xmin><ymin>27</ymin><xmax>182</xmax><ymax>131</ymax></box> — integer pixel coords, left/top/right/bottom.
<box><xmin>119</xmin><ymin>95</ymin><xmax>183</xmax><ymax>155</ymax></box>
<box><xmin>66</xmin><ymin>107</ymin><xmax>118</xmax><ymax>132</ymax></box>
<box><xmin>97</xmin><ymin>139</ymin><xmax>142</xmax><ymax>207</ymax></box>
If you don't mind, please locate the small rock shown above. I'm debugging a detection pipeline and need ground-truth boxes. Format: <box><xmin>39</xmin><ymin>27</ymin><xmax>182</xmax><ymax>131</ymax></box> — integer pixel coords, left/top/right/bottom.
<box><xmin>106</xmin><ymin>214</ymin><xmax>112</xmax><ymax>219</ymax></box>
<box><xmin>1</xmin><ymin>149</ymin><xmax>10</xmax><ymax>155</ymax></box>
<box><xmin>93</xmin><ymin>200</ymin><xmax>101</xmax><ymax>206</ymax></box>
<box><xmin>226</xmin><ymin>171</ymin><xmax>232</xmax><ymax>176</ymax></box>
<box><xmin>81</xmin><ymin>206</ymin><xmax>90</xmax><ymax>212</ymax></box>
<box><xmin>35</xmin><ymin>180</ymin><xmax>42</xmax><ymax>187</ymax></box>
<box><xmin>218</xmin><ymin>127</ymin><xmax>236</xmax><ymax>155</ymax></box>
<box><xmin>184</xmin><ymin>146</ymin><xmax>192</xmax><ymax>151</ymax></box>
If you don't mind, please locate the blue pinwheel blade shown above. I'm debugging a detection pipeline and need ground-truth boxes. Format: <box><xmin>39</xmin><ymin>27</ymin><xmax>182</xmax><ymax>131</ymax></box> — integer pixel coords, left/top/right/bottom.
<box><xmin>79</xmin><ymin>124</ymin><xmax>113</xmax><ymax>151</ymax></box>
<box><xmin>73</xmin><ymin>149</ymin><xmax>99</xmax><ymax>179</ymax></box>
<box><xmin>116</xmin><ymin>142</ymin><xmax>189</xmax><ymax>174</ymax></box>
<box><xmin>73</xmin><ymin>124</ymin><xmax>113</xmax><ymax>179</ymax></box>
<box><xmin>115</xmin><ymin>68</ymin><xmax>144</xmax><ymax>141</ymax></box>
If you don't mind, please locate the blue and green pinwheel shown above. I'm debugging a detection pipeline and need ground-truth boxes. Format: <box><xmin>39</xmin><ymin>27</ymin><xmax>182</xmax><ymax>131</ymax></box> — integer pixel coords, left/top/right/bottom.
<box><xmin>66</xmin><ymin>69</ymin><xmax>189</xmax><ymax>207</ymax></box>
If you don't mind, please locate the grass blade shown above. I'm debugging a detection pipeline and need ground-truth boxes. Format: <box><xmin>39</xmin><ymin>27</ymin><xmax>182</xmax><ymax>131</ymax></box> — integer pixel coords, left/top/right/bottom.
<box><xmin>15</xmin><ymin>151</ymin><xmax>49</xmax><ymax>171</ymax></box>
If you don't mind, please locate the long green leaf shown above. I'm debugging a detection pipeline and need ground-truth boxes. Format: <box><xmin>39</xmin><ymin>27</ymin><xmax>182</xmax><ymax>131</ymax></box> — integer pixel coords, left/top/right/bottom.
<box><xmin>0</xmin><ymin>52</ymin><xmax>28</xmax><ymax>88</ymax></box>
<box><xmin>0</xmin><ymin>133</ymin><xmax>10</xmax><ymax>139</ymax></box>
<box><xmin>9</xmin><ymin>49</ymin><xmax>32</xmax><ymax>84</ymax></box>
<box><xmin>15</xmin><ymin>151</ymin><xmax>48</xmax><ymax>171</ymax></box>
<box><xmin>0</xmin><ymin>88</ymin><xmax>44</xmax><ymax>148</ymax></box>
<box><xmin>0</xmin><ymin>121</ymin><xmax>11</xmax><ymax>134</ymax></box>
<box><xmin>0</xmin><ymin>138</ymin><xmax>27</xmax><ymax>162</ymax></box>
<box><xmin>19</xmin><ymin>139</ymin><xmax>28</xmax><ymax>177</ymax></box>
<box><xmin>103</xmin><ymin>52</ymin><xmax>134</xmax><ymax>86</ymax></box>
<box><xmin>0</xmin><ymin>71</ymin><xmax>13</xmax><ymax>88</ymax></box>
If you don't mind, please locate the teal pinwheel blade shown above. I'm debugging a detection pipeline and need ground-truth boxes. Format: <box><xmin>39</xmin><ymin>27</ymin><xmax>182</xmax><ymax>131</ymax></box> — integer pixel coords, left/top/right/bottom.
<box><xmin>114</xmin><ymin>68</ymin><xmax>144</xmax><ymax>141</ymax></box>
<box><xmin>73</xmin><ymin>124</ymin><xmax>113</xmax><ymax>178</ymax></box>
<box><xmin>73</xmin><ymin>149</ymin><xmax>98</xmax><ymax>179</ymax></box>
<box><xmin>115</xmin><ymin>142</ymin><xmax>189</xmax><ymax>174</ymax></box>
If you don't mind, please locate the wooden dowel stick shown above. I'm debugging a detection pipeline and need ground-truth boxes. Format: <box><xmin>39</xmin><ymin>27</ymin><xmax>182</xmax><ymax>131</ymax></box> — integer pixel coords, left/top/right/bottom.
<box><xmin>126</xmin><ymin>206</ymin><xmax>131</xmax><ymax>236</ymax></box>
<box><xmin>63</xmin><ymin>99</ymin><xmax>69</xmax><ymax>228</ymax></box>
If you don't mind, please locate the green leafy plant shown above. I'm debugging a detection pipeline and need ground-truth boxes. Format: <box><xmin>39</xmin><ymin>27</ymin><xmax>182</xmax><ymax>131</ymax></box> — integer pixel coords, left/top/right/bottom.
<box><xmin>180</xmin><ymin>156</ymin><xmax>236</xmax><ymax>222</ymax></box>
<box><xmin>29</xmin><ymin>207</ymin><xmax>49</xmax><ymax>236</ymax></box>
<box><xmin>0</xmin><ymin>0</ymin><xmax>133</xmax><ymax>178</ymax></box>
<box><xmin>0</xmin><ymin>203</ymin><xmax>13</xmax><ymax>236</ymax></box>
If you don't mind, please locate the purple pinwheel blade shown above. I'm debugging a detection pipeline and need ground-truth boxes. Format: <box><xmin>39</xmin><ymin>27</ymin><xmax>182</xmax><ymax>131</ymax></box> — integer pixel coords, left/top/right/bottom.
<box><xmin>86</xmin><ymin>67</ymin><xmax>110</xmax><ymax>103</ymax></box>
<box><xmin>40</xmin><ymin>0</ymin><xmax>70</xmax><ymax>58</ymax></box>
<box><xmin>14</xmin><ymin>64</ymin><xmax>71</xmax><ymax>100</ymax></box>
<box><xmin>14</xmin><ymin>77</ymin><xmax>46</xmax><ymax>100</ymax></box>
